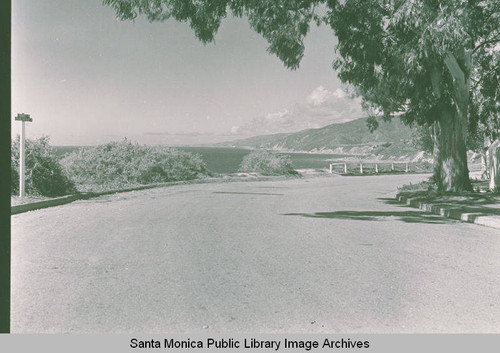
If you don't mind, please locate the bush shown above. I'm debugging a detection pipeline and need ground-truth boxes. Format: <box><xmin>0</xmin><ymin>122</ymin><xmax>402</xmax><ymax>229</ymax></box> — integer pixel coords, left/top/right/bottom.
<box><xmin>11</xmin><ymin>136</ymin><xmax>76</xmax><ymax>196</ymax></box>
<box><xmin>60</xmin><ymin>140</ymin><xmax>211</xmax><ymax>191</ymax></box>
<box><xmin>238</xmin><ymin>150</ymin><xmax>299</xmax><ymax>176</ymax></box>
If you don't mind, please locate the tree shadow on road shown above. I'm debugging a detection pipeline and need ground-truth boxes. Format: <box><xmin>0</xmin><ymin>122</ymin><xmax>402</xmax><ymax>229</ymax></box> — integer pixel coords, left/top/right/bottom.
<box><xmin>283</xmin><ymin>209</ymin><xmax>455</xmax><ymax>224</ymax></box>
<box><xmin>378</xmin><ymin>197</ymin><xmax>500</xmax><ymax>222</ymax></box>
<box><xmin>213</xmin><ymin>191</ymin><xmax>284</xmax><ymax>196</ymax></box>
<box><xmin>377</xmin><ymin>197</ymin><xmax>405</xmax><ymax>205</ymax></box>
<box><xmin>380</xmin><ymin>195</ymin><xmax>500</xmax><ymax>208</ymax></box>
<box><xmin>285</xmin><ymin>195</ymin><xmax>500</xmax><ymax>224</ymax></box>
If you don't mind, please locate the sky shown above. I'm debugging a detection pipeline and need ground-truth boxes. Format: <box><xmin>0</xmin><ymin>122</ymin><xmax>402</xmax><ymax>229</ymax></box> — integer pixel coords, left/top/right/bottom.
<box><xmin>12</xmin><ymin>0</ymin><xmax>365</xmax><ymax>146</ymax></box>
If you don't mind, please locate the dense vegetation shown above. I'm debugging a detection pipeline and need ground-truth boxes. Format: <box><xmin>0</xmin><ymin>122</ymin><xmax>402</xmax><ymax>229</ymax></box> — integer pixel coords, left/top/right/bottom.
<box><xmin>60</xmin><ymin>140</ymin><xmax>211</xmax><ymax>191</ymax></box>
<box><xmin>239</xmin><ymin>150</ymin><xmax>299</xmax><ymax>176</ymax></box>
<box><xmin>11</xmin><ymin>138</ymin><xmax>212</xmax><ymax>196</ymax></box>
<box><xmin>11</xmin><ymin>136</ymin><xmax>76</xmax><ymax>196</ymax></box>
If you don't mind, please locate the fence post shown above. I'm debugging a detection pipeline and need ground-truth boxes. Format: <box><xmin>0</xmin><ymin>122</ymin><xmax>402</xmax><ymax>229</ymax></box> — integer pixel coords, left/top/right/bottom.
<box><xmin>375</xmin><ymin>164</ymin><xmax>378</xmax><ymax>173</ymax></box>
<box><xmin>344</xmin><ymin>163</ymin><xmax>347</xmax><ymax>174</ymax></box>
<box><xmin>391</xmin><ymin>162</ymin><xmax>394</xmax><ymax>171</ymax></box>
<box><xmin>405</xmin><ymin>163</ymin><xmax>409</xmax><ymax>173</ymax></box>
<box><xmin>329</xmin><ymin>164</ymin><xmax>333</xmax><ymax>174</ymax></box>
<box><xmin>360</xmin><ymin>163</ymin><xmax>363</xmax><ymax>174</ymax></box>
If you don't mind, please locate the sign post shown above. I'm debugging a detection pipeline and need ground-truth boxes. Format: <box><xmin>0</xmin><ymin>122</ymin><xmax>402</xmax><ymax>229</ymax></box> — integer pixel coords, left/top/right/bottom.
<box><xmin>15</xmin><ymin>113</ymin><xmax>32</xmax><ymax>197</ymax></box>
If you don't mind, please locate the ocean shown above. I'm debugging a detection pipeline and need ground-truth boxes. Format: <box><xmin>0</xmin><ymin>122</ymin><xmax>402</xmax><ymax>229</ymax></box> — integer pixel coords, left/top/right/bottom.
<box><xmin>54</xmin><ymin>146</ymin><xmax>350</xmax><ymax>174</ymax></box>
<box><xmin>179</xmin><ymin>147</ymin><xmax>352</xmax><ymax>173</ymax></box>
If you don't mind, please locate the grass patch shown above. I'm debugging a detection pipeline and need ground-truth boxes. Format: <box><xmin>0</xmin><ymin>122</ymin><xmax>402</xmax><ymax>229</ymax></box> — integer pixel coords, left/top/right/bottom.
<box><xmin>397</xmin><ymin>179</ymin><xmax>438</xmax><ymax>199</ymax></box>
<box><xmin>397</xmin><ymin>177</ymin><xmax>494</xmax><ymax>199</ymax></box>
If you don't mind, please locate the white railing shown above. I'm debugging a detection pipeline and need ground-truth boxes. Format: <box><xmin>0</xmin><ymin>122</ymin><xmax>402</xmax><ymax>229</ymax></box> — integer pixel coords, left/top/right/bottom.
<box><xmin>329</xmin><ymin>161</ymin><xmax>410</xmax><ymax>174</ymax></box>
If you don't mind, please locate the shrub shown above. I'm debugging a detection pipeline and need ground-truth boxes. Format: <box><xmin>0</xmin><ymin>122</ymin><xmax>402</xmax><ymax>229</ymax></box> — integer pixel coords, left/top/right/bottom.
<box><xmin>60</xmin><ymin>140</ymin><xmax>211</xmax><ymax>191</ymax></box>
<box><xmin>11</xmin><ymin>136</ymin><xmax>76</xmax><ymax>196</ymax></box>
<box><xmin>11</xmin><ymin>151</ymin><xmax>19</xmax><ymax>195</ymax></box>
<box><xmin>238</xmin><ymin>150</ymin><xmax>299</xmax><ymax>176</ymax></box>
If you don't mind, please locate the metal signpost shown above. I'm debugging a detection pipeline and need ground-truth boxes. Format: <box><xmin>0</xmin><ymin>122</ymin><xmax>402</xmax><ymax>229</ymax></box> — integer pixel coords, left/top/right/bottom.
<box><xmin>15</xmin><ymin>113</ymin><xmax>32</xmax><ymax>197</ymax></box>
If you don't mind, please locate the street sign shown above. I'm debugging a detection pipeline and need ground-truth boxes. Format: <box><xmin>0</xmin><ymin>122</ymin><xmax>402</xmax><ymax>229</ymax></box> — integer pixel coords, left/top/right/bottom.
<box><xmin>15</xmin><ymin>113</ymin><xmax>32</xmax><ymax>122</ymax></box>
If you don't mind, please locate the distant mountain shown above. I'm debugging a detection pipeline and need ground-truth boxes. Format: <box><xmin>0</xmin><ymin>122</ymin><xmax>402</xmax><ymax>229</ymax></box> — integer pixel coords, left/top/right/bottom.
<box><xmin>218</xmin><ymin>117</ymin><xmax>424</xmax><ymax>160</ymax></box>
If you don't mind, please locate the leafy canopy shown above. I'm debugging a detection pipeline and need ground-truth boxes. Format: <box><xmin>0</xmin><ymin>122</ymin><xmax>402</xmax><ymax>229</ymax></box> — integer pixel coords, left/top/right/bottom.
<box><xmin>327</xmin><ymin>0</ymin><xmax>499</xmax><ymax>136</ymax></box>
<box><xmin>103</xmin><ymin>0</ymin><xmax>326</xmax><ymax>69</ymax></box>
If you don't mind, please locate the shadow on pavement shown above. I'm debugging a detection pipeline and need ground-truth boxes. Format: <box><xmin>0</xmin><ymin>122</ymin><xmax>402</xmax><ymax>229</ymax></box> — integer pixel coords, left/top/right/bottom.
<box><xmin>213</xmin><ymin>191</ymin><xmax>284</xmax><ymax>196</ymax></box>
<box><xmin>283</xmin><ymin>210</ymin><xmax>454</xmax><ymax>224</ymax></box>
<box><xmin>378</xmin><ymin>197</ymin><xmax>500</xmax><ymax>223</ymax></box>
<box><xmin>377</xmin><ymin>197</ymin><xmax>403</xmax><ymax>205</ymax></box>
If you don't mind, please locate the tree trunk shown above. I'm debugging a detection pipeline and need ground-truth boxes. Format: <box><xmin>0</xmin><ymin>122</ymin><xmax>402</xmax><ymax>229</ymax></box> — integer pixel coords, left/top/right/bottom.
<box><xmin>482</xmin><ymin>138</ymin><xmax>492</xmax><ymax>180</ymax></box>
<box><xmin>432</xmin><ymin>106</ymin><xmax>472</xmax><ymax>192</ymax></box>
<box><xmin>480</xmin><ymin>151</ymin><xmax>488</xmax><ymax>180</ymax></box>
<box><xmin>429</xmin><ymin>50</ymin><xmax>473</xmax><ymax>192</ymax></box>
<box><xmin>488</xmin><ymin>140</ymin><xmax>500</xmax><ymax>192</ymax></box>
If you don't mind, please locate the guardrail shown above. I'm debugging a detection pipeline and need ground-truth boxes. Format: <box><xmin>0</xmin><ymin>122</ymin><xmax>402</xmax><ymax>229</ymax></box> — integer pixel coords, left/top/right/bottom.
<box><xmin>329</xmin><ymin>161</ymin><xmax>410</xmax><ymax>174</ymax></box>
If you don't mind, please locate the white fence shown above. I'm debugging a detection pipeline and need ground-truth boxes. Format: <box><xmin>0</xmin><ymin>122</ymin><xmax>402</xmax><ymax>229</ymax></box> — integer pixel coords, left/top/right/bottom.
<box><xmin>329</xmin><ymin>161</ymin><xmax>410</xmax><ymax>174</ymax></box>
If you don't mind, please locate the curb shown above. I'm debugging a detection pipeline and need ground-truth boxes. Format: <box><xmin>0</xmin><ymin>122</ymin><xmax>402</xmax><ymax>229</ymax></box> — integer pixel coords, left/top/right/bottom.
<box><xmin>11</xmin><ymin>195</ymin><xmax>81</xmax><ymax>215</ymax></box>
<box><xmin>11</xmin><ymin>181</ymin><xmax>200</xmax><ymax>215</ymax></box>
<box><xmin>397</xmin><ymin>195</ymin><xmax>500</xmax><ymax>230</ymax></box>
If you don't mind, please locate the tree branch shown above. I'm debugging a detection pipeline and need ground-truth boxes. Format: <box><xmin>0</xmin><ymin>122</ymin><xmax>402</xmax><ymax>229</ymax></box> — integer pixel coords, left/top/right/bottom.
<box><xmin>473</xmin><ymin>33</ymin><xmax>500</xmax><ymax>54</ymax></box>
<box><xmin>471</xmin><ymin>63</ymin><xmax>500</xmax><ymax>90</ymax></box>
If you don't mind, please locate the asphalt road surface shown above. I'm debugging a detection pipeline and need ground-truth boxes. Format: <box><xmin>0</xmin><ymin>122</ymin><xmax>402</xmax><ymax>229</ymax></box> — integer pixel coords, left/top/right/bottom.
<box><xmin>11</xmin><ymin>174</ymin><xmax>500</xmax><ymax>333</ymax></box>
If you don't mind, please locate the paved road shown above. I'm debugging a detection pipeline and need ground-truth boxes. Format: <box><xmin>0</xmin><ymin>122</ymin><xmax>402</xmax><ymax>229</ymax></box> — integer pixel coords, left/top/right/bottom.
<box><xmin>11</xmin><ymin>174</ymin><xmax>500</xmax><ymax>333</ymax></box>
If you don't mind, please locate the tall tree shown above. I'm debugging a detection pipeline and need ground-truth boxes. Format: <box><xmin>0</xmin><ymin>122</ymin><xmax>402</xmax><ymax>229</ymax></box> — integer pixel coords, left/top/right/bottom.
<box><xmin>328</xmin><ymin>0</ymin><xmax>499</xmax><ymax>191</ymax></box>
<box><xmin>103</xmin><ymin>0</ymin><xmax>500</xmax><ymax>191</ymax></box>
<box><xmin>469</xmin><ymin>33</ymin><xmax>500</xmax><ymax>148</ymax></box>
<box><xmin>468</xmin><ymin>43</ymin><xmax>500</xmax><ymax>178</ymax></box>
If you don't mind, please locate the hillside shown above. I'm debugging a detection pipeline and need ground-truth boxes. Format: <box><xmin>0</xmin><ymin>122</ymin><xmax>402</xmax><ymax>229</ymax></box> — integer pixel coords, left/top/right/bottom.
<box><xmin>218</xmin><ymin>117</ymin><xmax>424</xmax><ymax>160</ymax></box>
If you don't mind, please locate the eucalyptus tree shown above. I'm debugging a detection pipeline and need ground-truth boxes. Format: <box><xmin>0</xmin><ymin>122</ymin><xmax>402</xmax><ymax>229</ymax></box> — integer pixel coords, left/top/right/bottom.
<box><xmin>103</xmin><ymin>0</ymin><xmax>500</xmax><ymax>191</ymax></box>
<box><xmin>469</xmin><ymin>38</ymin><xmax>500</xmax><ymax>149</ymax></box>
<box><xmin>329</xmin><ymin>0</ymin><xmax>499</xmax><ymax>191</ymax></box>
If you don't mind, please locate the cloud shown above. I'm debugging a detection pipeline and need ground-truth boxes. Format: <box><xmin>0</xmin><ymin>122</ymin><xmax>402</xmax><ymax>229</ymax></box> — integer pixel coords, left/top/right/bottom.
<box><xmin>234</xmin><ymin>86</ymin><xmax>364</xmax><ymax>136</ymax></box>
<box><xmin>306</xmin><ymin>86</ymin><xmax>330</xmax><ymax>106</ymax></box>
<box><xmin>137</xmin><ymin>86</ymin><xmax>364</xmax><ymax>143</ymax></box>
<box><xmin>332</xmin><ymin>88</ymin><xmax>347</xmax><ymax>99</ymax></box>
<box><xmin>306</xmin><ymin>86</ymin><xmax>348</xmax><ymax>106</ymax></box>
